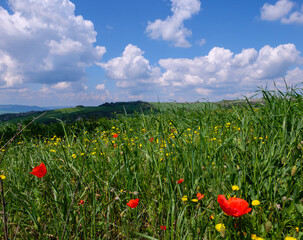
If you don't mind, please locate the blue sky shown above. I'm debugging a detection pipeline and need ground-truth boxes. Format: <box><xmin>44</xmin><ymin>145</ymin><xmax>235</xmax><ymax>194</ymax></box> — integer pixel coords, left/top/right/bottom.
<box><xmin>0</xmin><ymin>0</ymin><xmax>302</xmax><ymax>106</ymax></box>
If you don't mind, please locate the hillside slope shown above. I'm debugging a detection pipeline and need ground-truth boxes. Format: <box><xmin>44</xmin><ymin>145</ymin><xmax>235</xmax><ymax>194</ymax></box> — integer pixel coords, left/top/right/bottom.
<box><xmin>0</xmin><ymin>101</ymin><xmax>153</xmax><ymax>124</ymax></box>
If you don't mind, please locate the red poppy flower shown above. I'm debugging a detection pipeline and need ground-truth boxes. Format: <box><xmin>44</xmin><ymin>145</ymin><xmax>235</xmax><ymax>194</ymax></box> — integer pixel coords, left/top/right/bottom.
<box><xmin>217</xmin><ymin>195</ymin><xmax>252</xmax><ymax>217</ymax></box>
<box><xmin>160</xmin><ymin>226</ymin><xmax>167</xmax><ymax>230</ymax></box>
<box><xmin>113</xmin><ymin>133</ymin><xmax>118</xmax><ymax>138</ymax></box>
<box><xmin>126</xmin><ymin>198</ymin><xmax>139</xmax><ymax>208</ymax></box>
<box><xmin>30</xmin><ymin>162</ymin><xmax>47</xmax><ymax>178</ymax></box>
<box><xmin>197</xmin><ymin>193</ymin><xmax>205</xmax><ymax>200</ymax></box>
<box><xmin>177</xmin><ymin>179</ymin><xmax>184</xmax><ymax>184</ymax></box>
<box><xmin>149</xmin><ymin>137</ymin><xmax>154</xmax><ymax>142</ymax></box>
<box><xmin>78</xmin><ymin>200</ymin><xmax>84</xmax><ymax>205</ymax></box>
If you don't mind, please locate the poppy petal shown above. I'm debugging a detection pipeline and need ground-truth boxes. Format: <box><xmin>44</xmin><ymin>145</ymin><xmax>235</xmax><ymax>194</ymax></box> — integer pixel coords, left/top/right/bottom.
<box><xmin>30</xmin><ymin>163</ymin><xmax>47</xmax><ymax>178</ymax></box>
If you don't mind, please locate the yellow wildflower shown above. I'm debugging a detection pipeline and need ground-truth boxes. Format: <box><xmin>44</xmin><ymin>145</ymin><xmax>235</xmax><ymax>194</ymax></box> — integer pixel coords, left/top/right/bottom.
<box><xmin>181</xmin><ymin>196</ymin><xmax>188</xmax><ymax>202</ymax></box>
<box><xmin>215</xmin><ymin>223</ymin><xmax>225</xmax><ymax>232</ymax></box>
<box><xmin>285</xmin><ymin>237</ymin><xmax>296</xmax><ymax>240</ymax></box>
<box><xmin>251</xmin><ymin>234</ymin><xmax>264</xmax><ymax>240</ymax></box>
<box><xmin>0</xmin><ymin>175</ymin><xmax>6</xmax><ymax>180</ymax></box>
<box><xmin>251</xmin><ymin>234</ymin><xmax>257</xmax><ymax>239</ymax></box>
<box><xmin>252</xmin><ymin>200</ymin><xmax>260</xmax><ymax>206</ymax></box>
<box><xmin>232</xmin><ymin>185</ymin><xmax>240</xmax><ymax>191</ymax></box>
<box><xmin>191</xmin><ymin>199</ymin><xmax>198</xmax><ymax>202</ymax></box>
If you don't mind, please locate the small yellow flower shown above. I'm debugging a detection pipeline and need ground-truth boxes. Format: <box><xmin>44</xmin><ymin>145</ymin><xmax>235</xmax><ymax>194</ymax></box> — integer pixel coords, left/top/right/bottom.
<box><xmin>232</xmin><ymin>185</ymin><xmax>240</xmax><ymax>191</ymax></box>
<box><xmin>251</xmin><ymin>234</ymin><xmax>264</xmax><ymax>240</ymax></box>
<box><xmin>251</xmin><ymin>234</ymin><xmax>257</xmax><ymax>239</ymax></box>
<box><xmin>71</xmin><ymin>154</ymin><xmax>77</xmax><ymax>159</ymax></box>
<box><xmin>215</xmin><ymin>223</ymin><xmax>225</xmax><ymax>232</ymax></box>
<box><xmin>50</xmin><ymin>149</ymin><xmax>56</xmax><ymax>153</ymax></box>
<box><xmin>285</xmin><ymin>237</ymin><xmax>297</xmax><ymax>240</ymax></box>
<box><xmin>295</xmin><ymin>227</ymin><xmax>299</xmax><ymax>232</ymax></box>
<box><xmin>252</xmin><ymin>200</ymin><xmax>260</xmax><ymax>206</ymax></box>
<box><xmin>0</xmin><ymin>175</ymin><xmax>6</xmax><ymax>180</ymax></box>
<box><xmin>181</xmin><ymin>196</ymin><xmax>188</xmax><ymax>202</ymax></box>
<box><xmin>191</xmin><ymin>199</ymin><xmax>198</xmax><ymax>202</ymax></box>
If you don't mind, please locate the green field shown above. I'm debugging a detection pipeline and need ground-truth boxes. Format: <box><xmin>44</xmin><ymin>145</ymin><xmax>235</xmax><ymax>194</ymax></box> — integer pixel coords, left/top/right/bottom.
<box><xmin>0</xmin><ymin>89</ymin><xmax>302</xmax><ymax>239</ymax></box>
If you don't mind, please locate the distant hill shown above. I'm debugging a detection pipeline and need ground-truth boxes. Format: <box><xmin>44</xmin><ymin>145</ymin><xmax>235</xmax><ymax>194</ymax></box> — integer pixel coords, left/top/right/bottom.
<box><xmin>0</xmin><ymin>105</ymin><xmax>52</xmax><ymax>114</ymax></box>
<box><xmin>0</xmin><ymin>100</ymin><xmax>260</xmax><ymax>125</ymax></box>
<box><xmin>0</xmin><ymin>101</ymin><xmax>154</xmax><ymax>124</ymax></box>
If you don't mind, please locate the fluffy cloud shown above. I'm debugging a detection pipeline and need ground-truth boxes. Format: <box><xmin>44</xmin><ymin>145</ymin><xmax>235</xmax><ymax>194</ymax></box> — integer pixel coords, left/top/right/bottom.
<box><xmin>261</xmin><ymin>0</ymin><xmax>303</xmax><ymax>24</ymax></box>
<box><xmin>159</xmin><ymin>44</ymin><xmax>301</xmax><ymax>91</ymax></box>
<box><xmin>260</xmin><ymin>0</ymin><xmax>294</xmax><ymax>21</ymax></box>
<box><xmin>100</xmin><ymin>43</ymin><xmax>302</xmax><ymax>101</ymax></box>
<box><xmin>146</xmin><ymin>0</ymin><xmax>201</xmax><ymax>47</ymax></box>
<box><xmin>0</xmin><ymin>0</ymin><xmax>106</xmax><ymax>88</ymax></box>
<box><xmin>97</xmin><ymin>44</ymin><xmax>162</xmax><ymax>94</ymax></box>
<box><xmin>282</xmin><ymin>4</ymin><xmax>303</xmax><ymax>23</ymax></box>
<box><xmin>284</xmin><ymin>67</ymin><xmax>303</xmax><ymax>85</ymax></box>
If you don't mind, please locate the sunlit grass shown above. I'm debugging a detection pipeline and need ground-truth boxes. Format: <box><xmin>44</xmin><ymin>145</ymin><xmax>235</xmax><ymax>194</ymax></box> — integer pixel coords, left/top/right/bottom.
<box><xmin>0</xmin><ymin>88</ymin><xmax>302</xmax><ymax>239</ymax></box>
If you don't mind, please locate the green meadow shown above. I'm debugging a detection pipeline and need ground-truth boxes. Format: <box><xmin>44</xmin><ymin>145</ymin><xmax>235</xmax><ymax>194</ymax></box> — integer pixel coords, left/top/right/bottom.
<box><xmin>0</xmin><ymin>88</ymin><xmax>302</xmax><ymax>239</ymax></box>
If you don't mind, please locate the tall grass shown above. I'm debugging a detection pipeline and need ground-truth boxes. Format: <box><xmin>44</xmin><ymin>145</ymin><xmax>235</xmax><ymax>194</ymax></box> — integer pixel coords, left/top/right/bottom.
<box><xmin>0</xmin><ymin>88</ymin><xmax>302</xmax><ymax>239</ymax></box>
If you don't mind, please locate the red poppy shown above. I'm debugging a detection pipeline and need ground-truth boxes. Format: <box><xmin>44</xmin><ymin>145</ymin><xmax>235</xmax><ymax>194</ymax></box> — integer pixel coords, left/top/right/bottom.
<box><xmin>160</xmin><ymin>226</ymin><xmax>167</xmax><ymax>230</ymax></box>
<box><xmin>149</xmin><ymin>137</ymin><xmax>154</xmax><ymax>142</ymax></box>
<box><xmin>177</xmin><ymin>179</ymin><xmax>184</xmax><ymax>184</ymax></box>
<box><xmin>30</xmin><ymin>162</ymin><xmax>47</xmax><ymax>178</ymax></box>
<box><xmin>113</xmin><ymin>133</ymin><xmax>118</xmax><ymax>138</ymax></box>
<box><xmin>126</xmin><ymin>198</ymin><xmax>139</xmax><ymax>208</ymax></box>
<box><xmin>217</xmin><ymin>195</ymin><xmax>252</xmax><ymax>217</ymax></box>
<box><xmin>197</xmin><ymin>193</ymin><xmax>205</xmax><ymax>200</ymax></box>
<box><xmin>78</xmin><ymin>200</ymin><xmax>84</xmax><ymax>205</ymax></box>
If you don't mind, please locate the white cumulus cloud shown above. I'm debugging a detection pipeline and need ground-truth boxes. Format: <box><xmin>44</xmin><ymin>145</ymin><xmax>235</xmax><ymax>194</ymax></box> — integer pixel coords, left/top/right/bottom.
<box><xmin>159</xmin><ymin>44</ymin><xmax>301</xmax><ymax>90</ymax></box>
<box><xmin>282</xmin><ymin>4</ymin><xmax>303</xmax><ymax>23</ymax></box>
<box><xmin>97</xmin><ymin>44</ymin><xmax>162</xmax><ymax>94</ymax></box>
<box><xmin>146</xmin><ymin>0</ymin><xmax>201</xmax><ymax>47</ymax></box>
<box><xmin>260</xmin><ymin>0</ymin><xmax>294</xmax><ymax>21</ymax></box>
<box><xmin>99</xmin><ymin>43</ymin><xmax>302</xmax><ymax>101</ymax></box>
<box><xmin>0</xmin><ymin>0</ymin><xmax>106</xmax><ymax>88</ymax></box>
<box><xmin>260</xmin><ymin>0</ymin><xmax>303</xmax><ymax>24</ymax></box>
